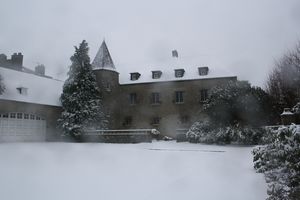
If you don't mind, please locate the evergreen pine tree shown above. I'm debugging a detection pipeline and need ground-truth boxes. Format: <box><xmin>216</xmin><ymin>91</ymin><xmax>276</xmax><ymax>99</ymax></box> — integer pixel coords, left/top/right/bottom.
<box><xmin>58</xmin><ymin>40</ymin><xmax>107</xmax><ymax>141</ymax></box>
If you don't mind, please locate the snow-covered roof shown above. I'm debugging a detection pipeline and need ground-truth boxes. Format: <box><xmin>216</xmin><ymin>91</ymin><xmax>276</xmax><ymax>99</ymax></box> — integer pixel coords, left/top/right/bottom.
<box><xmin>0</xmin><ymin>67</ymin><xmax>63</xmax><ymax>106</ymax></box>
<box><xmin>281</xmin><ymin>107</ymin><xmax>295</xmax><ymax>116</ymax></box>
<box><xmin>118</xmin><ymin>58</ymin><xmax>236</xmax><ymax>85</ymax></box>
<box><xmin>92</xmin><ymin>40</ymin><xmax>116</xmax><ymax>71</ymax></box>
<box><xmin>90</xmin><ymin>41</ymin><xmax>235</xmax><ymax>84</ymax></box>
<box><xmin>281</xmin><ymin>111</ymin><xmax>294</xmax><ymax>116</ymax></box>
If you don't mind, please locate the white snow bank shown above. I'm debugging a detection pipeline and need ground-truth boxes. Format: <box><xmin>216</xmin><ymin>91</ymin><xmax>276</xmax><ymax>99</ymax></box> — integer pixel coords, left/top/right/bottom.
<box><xmin>0</xmin><ymin>141</ymin><xmax>267</xmax><ymax>200</ymax></box>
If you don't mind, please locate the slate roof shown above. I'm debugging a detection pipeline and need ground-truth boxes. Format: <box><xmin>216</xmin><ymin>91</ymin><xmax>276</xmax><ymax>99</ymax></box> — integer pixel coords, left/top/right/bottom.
<box><xmin>92</xmin><ymin>40</ymin><xmax>116</xmax><ymax>71</ymax></box>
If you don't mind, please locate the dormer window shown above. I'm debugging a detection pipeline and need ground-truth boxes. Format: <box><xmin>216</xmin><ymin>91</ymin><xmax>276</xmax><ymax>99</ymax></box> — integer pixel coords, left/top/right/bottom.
<box><xmin>198</xmin><ymin>67</ymin><xmax>209</xmax><ymax>76</ymax></box>
<box><xmin>130</xmin><ymin>72</ymin><xmax>141</xmax><ymax>81</ymax></box>
<box><xmin>152</xmin><ymin>71</ymin><xmax>162</xmax><ymax>79</ymax></box>
<box><xmin>16</xmin><ymin>87</ymin><xmax>28</xmax><ymax>95</ymax></box>
<box><xmin>175</xmin><ymin>69</ymin><xmax>185</xmax><ymax>78</ymax></box>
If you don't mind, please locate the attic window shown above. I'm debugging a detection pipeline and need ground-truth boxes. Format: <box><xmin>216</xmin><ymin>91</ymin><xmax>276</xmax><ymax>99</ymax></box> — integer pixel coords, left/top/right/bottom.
<box><xmin>152</xmin><ymin>71</ymin><xmax>162</xmax><ymax>79</ymax></box>
<box><xmin>16</xmin><ymin>87</ymin><xmax>28</xmax><ymax>95</ymax></box>
<box><xmin>198</xmin><ymin>67</ymin><xmax>209</xmax><ymax>76</ymax></box>
<box><xmin>175</xmin><ymin>69</ymin><xmax>185</xmax><ymax>78</ymax></box>
<box><xmin>130</xmin><ymin>72</ymin><xmax>141</xmax><ymax>81</ymax></box>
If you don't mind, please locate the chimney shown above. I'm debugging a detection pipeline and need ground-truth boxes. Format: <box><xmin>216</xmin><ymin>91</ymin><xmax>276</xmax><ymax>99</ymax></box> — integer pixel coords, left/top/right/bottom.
<box><xmin>172</xmin><ymin>50</ymin><xmax>178</xmax><ymax>58</ymax></box>
<box><xmin>35</xmin><ymin>64</ymin><xmax>45</xmax><ymax>76</ymax></box>
<box><xmin>11</xmin><ymin>52</ymin><xmax>23</xmax><ymax>67</ymax></box>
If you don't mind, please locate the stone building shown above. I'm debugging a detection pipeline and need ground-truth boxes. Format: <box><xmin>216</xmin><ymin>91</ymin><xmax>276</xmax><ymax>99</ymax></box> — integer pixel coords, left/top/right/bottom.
<box><xmin>0</xmin><ymin>41</ymin><xmax>237</xmax><ymax>141</ymax></box>
<box><xmin>92</xmin><ymin>41</ymin><xmax>237</xmax><ymax>137</ymax></box>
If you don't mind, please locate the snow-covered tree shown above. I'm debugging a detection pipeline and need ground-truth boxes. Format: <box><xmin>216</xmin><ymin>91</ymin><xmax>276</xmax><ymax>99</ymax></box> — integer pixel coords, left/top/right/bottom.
<box><xmin>0</xmin><ymin>73</ymin><xmax>5</xmax><ymax>94</ymax></box>
<box><xmin>186</xmin><ymin>81</ymin><xmax>275</xmax><ymax>144</ymax></box>
<box><xmin>58</xmin><ymin>40</ymin><xmax>107</xmax><ymax>141</ymax></box>
<box><xmin>253</xmin><ymin>124</ymin><xmax>300</xmax><ymax>200</ymax></box>
<box><xmin>204</xmin><ymin>80</ymin><xmax>275</xmax><ymax>127</ymax></box>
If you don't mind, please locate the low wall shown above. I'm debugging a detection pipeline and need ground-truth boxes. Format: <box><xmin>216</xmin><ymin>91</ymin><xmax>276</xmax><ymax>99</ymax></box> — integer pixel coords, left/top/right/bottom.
<box><xmin>84</xmin><ymin>129</ymin><xmax>156</xmax><ymax>143</ymax></box>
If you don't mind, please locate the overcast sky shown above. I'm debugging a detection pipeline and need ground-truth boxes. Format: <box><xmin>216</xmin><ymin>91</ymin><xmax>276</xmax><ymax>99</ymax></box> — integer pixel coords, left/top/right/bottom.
<box><xmin>1</xmin><ymin>0</ymin><xmax>300</xmax><ymax>87</ymax></box>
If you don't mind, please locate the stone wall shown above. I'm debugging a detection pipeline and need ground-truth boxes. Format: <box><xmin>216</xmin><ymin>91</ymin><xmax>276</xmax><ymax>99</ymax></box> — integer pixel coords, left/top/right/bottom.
<box><xmin>116</xmin><ymin>77</ymin><xmax>237</xmax><ymax>137</ymax></box>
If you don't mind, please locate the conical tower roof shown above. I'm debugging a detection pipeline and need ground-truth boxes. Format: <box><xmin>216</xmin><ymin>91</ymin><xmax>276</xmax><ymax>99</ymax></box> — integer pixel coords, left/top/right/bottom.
<box><xmin>92</xmin><ymin>40</ymin><xmax>116</xmax><ymax>71</ymax></box>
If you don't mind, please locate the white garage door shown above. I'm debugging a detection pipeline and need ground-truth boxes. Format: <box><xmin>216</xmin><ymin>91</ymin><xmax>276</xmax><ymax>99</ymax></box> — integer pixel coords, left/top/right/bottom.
<box><xmin>0</xmin><ymin>113</ymin><xmax>46</xmax><ymax>142</ymax></box>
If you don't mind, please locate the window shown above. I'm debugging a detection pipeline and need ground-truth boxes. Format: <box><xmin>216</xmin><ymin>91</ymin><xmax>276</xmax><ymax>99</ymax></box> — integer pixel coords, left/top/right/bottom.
<box><xmin>10</xmin><ymin>113</ymin><xmax>16</xmax><ymax>118</ymax></box>
<box><xmin>175</xmin><ymin>69</ymin><xmax>185</xmax><ymax>78</ymax></box>
<box><xmin>152</xmin><ymin>71</ymin><xmax>162</xmax><ymax>79</ymax></box>
<box><xmin>151</xmin><ymin>117</ymin><xmax>160</xmax><ymax>125</ymax></box>
<box><xmin>2</xmin><ymin>113</ymin><xmax>8</xmax><ymax>118</ymax></box>
<box><xmin>180</xmin><ymin>115</ymin><xmax>190</xmax><ymax>124</ymax></box>
<box><xmin>105</xmin><ymin>83</ymin><xmax>111</xmax><ymax>92</ymax></box>
<box><xmin>198</xmin><ymin>67</ymin><xmax>209</xmax><ymax>76</ymax></box>
<box><xmin>129</xmin><ymin>93</ymin><xmax>137</xmax><ymax>105</ymax></box>
<box><xmin>123</xmin><ymin>116</ymin><xmax>132</xmax><ymax>126</ymax></box>
<box><xmin>172</xmin><ymin>50</ymin><xmax>178</xmax><ymax>58</ymax></box>
<box><xmin>36</xmin><ymin>116</ymin><xmax>41</xmax><ymax>120</ymax></box>
<box><xmin>17</xmin><ymin>113</ymin><xmax>23</xmax><ymax>119</ymax></box>
<box><xmin>30</xmin><ymin>114</ymin><xmax>35</xmax><ymax>120</ymax></box>
<box><xmin>130</xmin><ymin>72</ymin><xmax>141</xmax><ymax>81</ymax></box>
<box><xmin>175</xmin><ymin>91</ymin><xmax>184</xmax><ymax>103</ymax></box>
<box><xmin>200</xmin><ymin>89</ymin><xmax>208</xmax><ymax>102</ymax></box>
<box><xmin>16</xmin><ymin>87</ymin><xmax>28</xmax><ymax>95</ymax></box>
<box><xmin>151</xmin><ymin>92</ymin><xmax>161</xmax><ymax>104</ymax></box>
<box><xmin>24</xmin><ymin>113</ymin><xmax>29</xmax><ymax>119</ymax></box>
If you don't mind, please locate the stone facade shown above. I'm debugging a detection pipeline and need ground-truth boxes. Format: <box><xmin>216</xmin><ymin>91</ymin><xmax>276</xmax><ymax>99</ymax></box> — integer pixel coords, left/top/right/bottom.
<box><xmin>95</xmin><ymin>68</ymin><xmax>236</xmax><ymax>137</ymax></box>
<box><xmin>90</xmin><ymin>41</ymin><xmax>237</xmax><ymax>137</ymax></box>
<box><xmin>281</xmin><ymin>103</ymin><xmax>300</xmax><ymax>125</ymax></box>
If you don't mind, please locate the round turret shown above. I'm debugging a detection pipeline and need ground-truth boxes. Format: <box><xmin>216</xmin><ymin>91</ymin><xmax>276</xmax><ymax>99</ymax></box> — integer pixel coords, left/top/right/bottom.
<box><xmin>93</xmin><ymin>68</ymin><xmax>119</xmax><ymax>94</ymax></box>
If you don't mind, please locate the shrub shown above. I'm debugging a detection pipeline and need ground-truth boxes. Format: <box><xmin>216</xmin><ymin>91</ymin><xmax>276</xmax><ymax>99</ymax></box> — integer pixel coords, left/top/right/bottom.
<box><xmin>252</xmin><ymin>124</ymin><xmax>300</xmax><ymax>200</ymax></box>
<box><xmin>186</xmin><ymin>121</ymin><xmax>266</xmax><ymax>145</ymax></box>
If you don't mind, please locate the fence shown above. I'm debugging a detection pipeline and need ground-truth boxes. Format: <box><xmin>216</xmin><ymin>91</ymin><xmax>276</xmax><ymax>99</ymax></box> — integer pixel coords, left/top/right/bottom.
<box><xmin>176</xmin><ymin>129</ymin><xmax>189</xmax><ymax>142</ymax></box>
<box><xmin>84</xmin><ymin>129</ymin><xmax>159</xmax><ymax>143</ymax></box>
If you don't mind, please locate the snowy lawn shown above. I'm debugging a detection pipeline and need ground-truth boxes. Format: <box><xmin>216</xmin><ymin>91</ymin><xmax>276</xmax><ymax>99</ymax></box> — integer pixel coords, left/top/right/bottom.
<box><xmin>0</xmin><ymin>141</ymin><xmax>267</xmax><ymax>200</ymax></box>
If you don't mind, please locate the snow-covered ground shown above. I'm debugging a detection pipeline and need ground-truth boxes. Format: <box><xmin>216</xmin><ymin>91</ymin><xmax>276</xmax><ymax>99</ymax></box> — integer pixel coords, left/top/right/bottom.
<box><xmin>0</xmin><ymin>141</ymin><xmax>267</xmax><ymax>200</ymax></box>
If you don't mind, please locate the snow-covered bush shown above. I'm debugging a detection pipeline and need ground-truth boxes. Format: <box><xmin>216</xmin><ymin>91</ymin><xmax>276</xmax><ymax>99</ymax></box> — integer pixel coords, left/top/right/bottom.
<box><xmin>186</xmin><ymin>121</ymin><xmax>266</xmax><ymax>145</ymax></box>
<box><xmin>292</xmin><ymin>102</ymin><xmax>300</xmax><ymax>114</ymax></box>
<box><xmin>186</xmin><ymin>80</ymin><xmax>277</xmax><ymax>145</ymax></box>
<box><xmin>252</xmin><ymin>124</ymin><xmax>300</xmax><ymax>200</ymax></box>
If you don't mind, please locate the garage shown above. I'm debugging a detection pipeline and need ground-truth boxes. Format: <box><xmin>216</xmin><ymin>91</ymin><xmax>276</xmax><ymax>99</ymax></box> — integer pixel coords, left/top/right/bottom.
<box><xmin>0</xmin><ymin>112</ymin><xmax>46</xmax><ymax>142</ymax></box>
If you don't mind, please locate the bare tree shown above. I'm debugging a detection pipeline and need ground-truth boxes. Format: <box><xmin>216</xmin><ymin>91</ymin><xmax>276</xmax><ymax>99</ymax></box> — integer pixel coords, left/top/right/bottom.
<box><xmin>266</xmin><ymin>42</ymin><xmax>300</xmax><ymax>112</ymax></box>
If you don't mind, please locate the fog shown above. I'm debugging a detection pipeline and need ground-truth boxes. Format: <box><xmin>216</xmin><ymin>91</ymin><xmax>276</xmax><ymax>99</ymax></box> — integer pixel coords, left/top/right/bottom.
<box><xmin>1</xmin><ymin>0</ymin><xmax>300</xmax><ymax>87</ymax></box>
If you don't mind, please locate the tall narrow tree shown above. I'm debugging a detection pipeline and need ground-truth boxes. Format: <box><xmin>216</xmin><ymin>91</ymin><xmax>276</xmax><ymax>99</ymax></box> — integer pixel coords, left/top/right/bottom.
<box><xmin>58</xmin><ymin>40</ymin><xmax>107</xmax><ymax>141</ymax></box>
<box><xmin>0</xmin><ymin>74</ymin><xmax>5</xmax><ymax>94</ymax></box>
